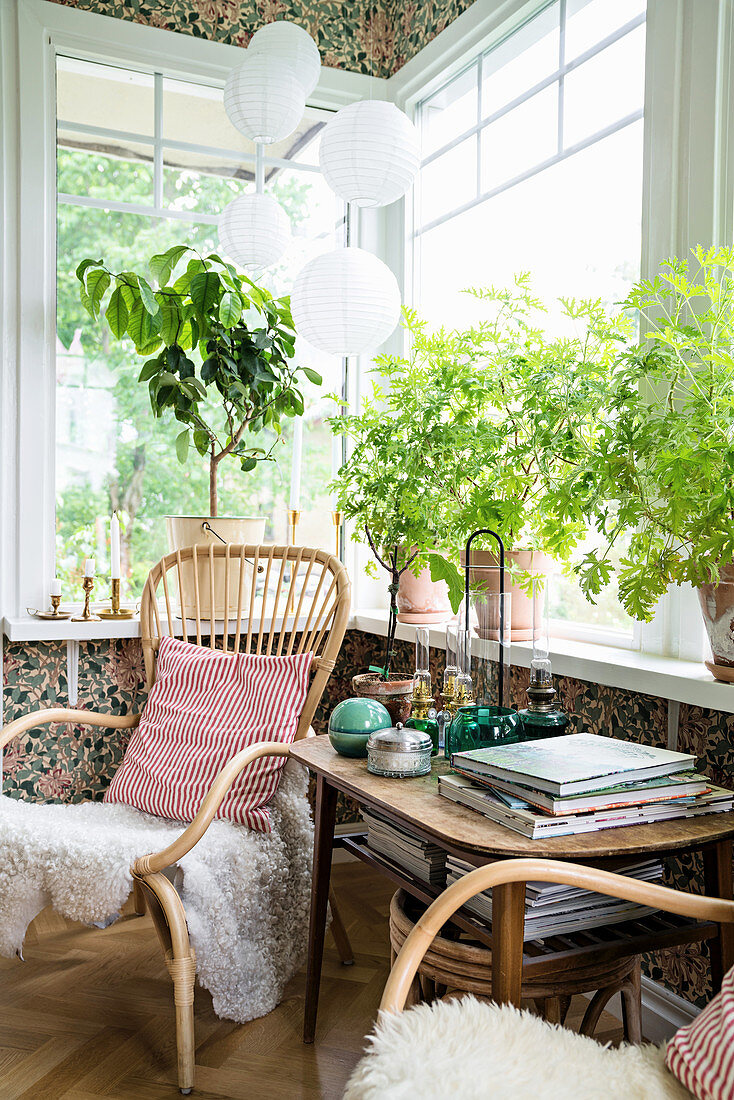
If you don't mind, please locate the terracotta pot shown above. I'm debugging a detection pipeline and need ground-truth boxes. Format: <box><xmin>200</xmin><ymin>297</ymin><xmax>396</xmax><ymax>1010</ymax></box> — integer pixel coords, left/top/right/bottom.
<box><xmin>459</xmin><ymin>548</ymin><xmax>550</xmax><ymax>642</ymax></box>
<box><xmin>397</xmin><ymin>559</ymin><xmax>451</xmax><ymax>624</ymax></box>
<box><xmin>352</xmin><ymin>672</ymin><xmax>414</xmax><ymax>726</ymax></box>
<box><xmin>697</xmin><ymin>564</ymin><xmax>734</xmax><ymax>682</ymax></box>
<box><xmin>165</xmin><ymin>515</ymin><xmax>267</xmax><ymax>620</ymax></box>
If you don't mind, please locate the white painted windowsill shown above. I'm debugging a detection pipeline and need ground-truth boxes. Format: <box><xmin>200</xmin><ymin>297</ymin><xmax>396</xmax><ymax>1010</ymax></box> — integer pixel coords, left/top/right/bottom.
<box><xmin>3</xmin><ymin>607</ymin><xmax>734</xmax><ymax>715</ymax></box>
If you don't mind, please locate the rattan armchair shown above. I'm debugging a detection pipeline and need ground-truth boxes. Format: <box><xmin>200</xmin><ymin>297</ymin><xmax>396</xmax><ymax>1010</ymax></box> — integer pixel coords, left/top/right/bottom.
<box><xmin>1</xmin><ymin>543</ymin><xmax>352</xmax><ymax>1094</ymax></box>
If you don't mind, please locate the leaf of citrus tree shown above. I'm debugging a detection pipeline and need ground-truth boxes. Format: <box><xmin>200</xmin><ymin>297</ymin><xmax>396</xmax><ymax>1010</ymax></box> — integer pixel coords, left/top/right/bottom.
<box><xmin>106</xmin><ymin>285</ymin><xmax>129</xmax><ymax>338</ymax></box>
<box><xmin>85</xmin><ymin>269</ymin><xmax>110</xmax><ymax>318</ymax></box>
<box><xmin>175</xmin><ymin>430</ymin><xmax>189</xmax><ymax>464</ymax></box>
<box><xmin>219</xmin><ymin>290</ymin><xmax>242</xmax><ymax>328</ymax></box>
<box><xmin>156</xmin><ymin>293</ymin><xmax>181</xmax><ymax>345</ymax></box>
<box><xmin>193</xmin><ymin>428</ymin><xmax>210</xmax><ymax>456</ymax></box>
<box><xmin>190</xmin><ymin>270</ymin><xmax>221</xmax><ymax>317</ymax></box>
<box><xmin>302</xmin><ymin>366</ymin><xmax>322</xmax><ymax>385</ymax></box>
<box><xmin>128</xmin><ymin>298</ymin><xmax>161</xmax><ymax>350</ymax></box>
<box><xmin>137</xmin><ymin>277</ymin><xmax>160</xmax><ymax>316</ymax></box>
<box><xmin>76</xmin><ymin>258</ymin><xmax>103</xmax><ymax>281</ymax></box>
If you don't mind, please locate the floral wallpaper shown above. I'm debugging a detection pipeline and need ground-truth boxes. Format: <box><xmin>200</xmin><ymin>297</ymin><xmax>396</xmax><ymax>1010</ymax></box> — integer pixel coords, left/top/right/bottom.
<box><xmin>49</xmin><ymin>0</ymin><xmax>475</xmax><ymax>77</ymax></box>
<box><xmin>3</xmin><ymin>627</ymin><xmax>734</xmax><ymax>1010</ymax></box>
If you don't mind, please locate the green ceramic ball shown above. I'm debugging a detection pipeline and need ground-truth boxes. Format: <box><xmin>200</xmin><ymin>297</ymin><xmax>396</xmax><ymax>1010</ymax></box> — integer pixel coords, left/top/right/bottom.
<box><xmin>328</xmin><ymin>697</ymin><xmax>392</xmax><ymax>758</ymax></box>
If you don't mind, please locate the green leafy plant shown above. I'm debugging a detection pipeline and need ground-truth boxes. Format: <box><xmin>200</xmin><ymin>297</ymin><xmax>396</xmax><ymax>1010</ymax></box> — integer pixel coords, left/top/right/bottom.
<box><xmin>77</xmin><ymin>245</ymin><xmax>320</xmax><ymax>515</ymax></box>
<box><xmin>331</xmin><ymin>278</ymin><xmax>631</xmax><ymax>641</ymax></box>
<box><xmin>567</xmin><ymin>246</ymin><xmax>734</xmax><ymax>619</ymax></box>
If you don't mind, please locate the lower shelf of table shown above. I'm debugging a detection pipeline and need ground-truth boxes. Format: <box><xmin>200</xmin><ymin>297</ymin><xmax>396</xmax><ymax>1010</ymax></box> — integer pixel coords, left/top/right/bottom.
<box><xmin>339</xmin><ymin>834</ymin><xmax>719</xmax><ymax>974</ymax></box>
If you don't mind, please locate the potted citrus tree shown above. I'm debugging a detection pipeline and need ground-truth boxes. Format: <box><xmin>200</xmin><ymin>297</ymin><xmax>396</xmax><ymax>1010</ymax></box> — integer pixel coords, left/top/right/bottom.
<box><xmin>568</xmin><ymin>246</ymin><xmax>734</xmax><ymax>679</ymax></box>
<box><xmin>77</xmin><ymin>245</ymin><xmax>318</xmax><ymax>548</ymax></box>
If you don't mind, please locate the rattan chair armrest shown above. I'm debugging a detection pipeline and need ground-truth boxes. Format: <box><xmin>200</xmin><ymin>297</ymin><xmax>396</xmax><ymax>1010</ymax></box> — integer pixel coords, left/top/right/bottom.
<box><xmin>132</xmin><ymin>741</ymin><xmax>293</xmax><ymax>876</ymax></box>
<box><xmin>0</xmin><ymin>708</ymin><xmax>141</xmax><ymax>753</ymax></box>
<box><xmin>380</xmin><ymin>856</ymin><xmax>734</xmax><ymax>1015</ymax></box>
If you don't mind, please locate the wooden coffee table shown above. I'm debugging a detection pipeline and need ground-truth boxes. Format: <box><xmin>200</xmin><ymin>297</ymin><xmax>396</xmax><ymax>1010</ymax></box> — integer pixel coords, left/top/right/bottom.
<box><xmin>291</xmin><ymin>735</ymin><xmax>734</xmax><ymax>1043</ymax></box>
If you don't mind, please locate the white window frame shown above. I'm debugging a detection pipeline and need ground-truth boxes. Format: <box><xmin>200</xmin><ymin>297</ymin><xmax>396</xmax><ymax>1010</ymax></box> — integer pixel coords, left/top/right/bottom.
<box><xmin>386</xmin><ymin>0</ymin><xmax>734</xmax><ymax>662</ymax></box>
<box><xmin>2</xmin><ymin>0</ymin><xmax>381</xmax><ymax>618</ymax></box>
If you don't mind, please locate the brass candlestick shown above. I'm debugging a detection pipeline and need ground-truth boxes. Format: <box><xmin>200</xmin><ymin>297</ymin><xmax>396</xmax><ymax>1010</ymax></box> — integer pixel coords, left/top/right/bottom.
<box><xmin>50</xmin><ymin>594</ymin><xmax>62</xmax><ymax>616</ymax></box>
<box><xmin>287</xmin><ymin>509</ymin><xmax>301</xmax><ymax>614</ymax></box>
<box><xmin>71</xmin><ymin>576</ymin><xmax>101</xmax><ymax>622</ymax></box>
<box><xmin>99</xmin><ymin>577</ymin><xmax>135</xmax><ymax>620</ymax></box>
<box><xmin>331</xmin><ymin>510</ymin><xmax>344</xmax><ymax>559</ymax></box>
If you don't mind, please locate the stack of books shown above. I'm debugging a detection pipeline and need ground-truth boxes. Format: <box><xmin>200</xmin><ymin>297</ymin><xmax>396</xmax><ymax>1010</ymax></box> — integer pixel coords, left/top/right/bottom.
<box><xmin>440</xmin><ymin>732</ymin><xmax>734</xmax><ymax>839</ymax></box>
<box><xmin>363</xmin><ymin>810</ymin><xmax>447</xmax><ymax>886</ymax></box>
<box><xmin>446</xmin><ymin>854</ymin><xmax>664</xmax><ymax>939</ymax></box>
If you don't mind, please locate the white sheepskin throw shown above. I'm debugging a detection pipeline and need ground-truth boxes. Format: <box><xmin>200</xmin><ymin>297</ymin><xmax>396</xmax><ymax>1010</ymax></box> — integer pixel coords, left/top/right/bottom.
<box><xmin>0</xmin><ymin>759</ymin><xmax>313</xmax><ymax>1024</ymax></box>
<box><xmin>344</xmin><ymin>997</ymin><xmax>693</xmax><ymax>1100</ymax></box>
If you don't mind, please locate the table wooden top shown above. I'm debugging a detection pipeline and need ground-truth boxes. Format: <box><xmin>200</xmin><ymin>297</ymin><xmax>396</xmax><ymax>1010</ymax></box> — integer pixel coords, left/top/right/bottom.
<box><xmin>291</xmin><ymin>736</ymin><xmax>734</xmax><ymax>860</ymax></box>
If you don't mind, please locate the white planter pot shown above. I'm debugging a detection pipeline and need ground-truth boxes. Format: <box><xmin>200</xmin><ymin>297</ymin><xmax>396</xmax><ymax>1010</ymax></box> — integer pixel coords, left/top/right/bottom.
<box><xmin>165</xmin><ymin>515</ymin><xmax>267</xmax><ymax>621</ymax></box>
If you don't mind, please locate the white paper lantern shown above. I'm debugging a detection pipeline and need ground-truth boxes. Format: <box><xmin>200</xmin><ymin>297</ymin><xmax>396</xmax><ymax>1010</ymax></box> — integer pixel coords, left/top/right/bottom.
<box><xmin>219</xmin><ymin>193</ymin><xmax>291</xmax><ymax>272</ymax></box>
<box><xmin>319</xmin><ymin>100</ymin><xmax>420</xmax><ymax>208</ymax></box>
<box><xmin>291</xmin><ymin>248</ymin><xmax>401</xmax><ymax>356</ymax></box>
<box><xmin>248</xmin><ymin>21</ymin><xmax>321</xmax><ymax>96</ymax></box>
<box><xmin>224</xmin><ymin>54</ymin><xmax>306</xmax><ymax>144</ymax></box>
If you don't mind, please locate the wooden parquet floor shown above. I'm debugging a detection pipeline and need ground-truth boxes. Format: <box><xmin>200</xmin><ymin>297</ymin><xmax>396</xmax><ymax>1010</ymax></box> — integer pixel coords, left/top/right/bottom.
<box><xmin>0</xmin><ymin>862</ymin><xmax>624</xmax><ymax>1099</ymax></box>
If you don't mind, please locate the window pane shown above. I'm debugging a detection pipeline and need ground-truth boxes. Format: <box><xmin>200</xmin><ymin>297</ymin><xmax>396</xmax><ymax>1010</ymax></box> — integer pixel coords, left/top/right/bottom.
<box><xmin>565</xmin><ymin>0</ymin><xmax>646</xmax><ymax>62</ymax></box>
<box><xmin>419</xmin><ymin>63</ymin><xmax>478</xmax><ymax>157</ymax></box>
<box><xmin>481</xmin><ymin>85</ymin><xmax>558</xmax><ymax>192</ymax></box>
<box><xmin>418</xmin><ymin>137</ymin><xmax>477</xmax><ymax>226</ymax></box>
<box><xmin>57</xmin><ymin>56</ymin><xmax>154</xmax><ymax>136</ymax></box>
<box><xmin>481</xmin><ymin>3</ymin><xmax>560</xmax><ymax>116</ymax></box>
<box><xmin>58</xmin><ymin>142</ymin><xmax>154</xmax><ymax>203</ymax></box>
<box><xmin>563</xmin><ymin>25</ymin><xmax>646</xmax><ymax>147</ymax></box>
<box><xmin>56</xmin><ymin>61</ymin><xmax>345</xmax><ymax>593</ymax></box>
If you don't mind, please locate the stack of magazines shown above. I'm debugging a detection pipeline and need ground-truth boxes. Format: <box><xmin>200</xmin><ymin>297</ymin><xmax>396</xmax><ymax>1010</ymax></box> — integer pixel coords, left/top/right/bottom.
<box><xmin>363</xmin><ymin>810</ymin><xmax>447</xmax><ymax>885</ymax></box>
<box><xmin>446</xmin><ymin>854</ymin><xmax>664</xmax><ymax>939</ymax></box>
<box><xmin>439</xmin><ymin>732</ymin><xmax>734</xmax><ymax>839</ymax></box>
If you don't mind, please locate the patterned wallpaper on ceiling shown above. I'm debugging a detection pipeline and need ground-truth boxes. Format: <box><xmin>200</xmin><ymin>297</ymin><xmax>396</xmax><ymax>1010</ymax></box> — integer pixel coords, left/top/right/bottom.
<box><xmin>49</xmin><ymin>0</ymin><xmax>476</xmax><ymax>77</ymax></box>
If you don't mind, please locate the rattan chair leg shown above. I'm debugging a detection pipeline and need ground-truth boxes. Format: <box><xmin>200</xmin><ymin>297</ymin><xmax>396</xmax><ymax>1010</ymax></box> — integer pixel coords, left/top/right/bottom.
<box><xmin>328</xmin><ymin>889</ymin><xmax>354</xmax><ymax>965</ymax></box>
<box><xmin>133</xmin><ymin>879</ymin><xmax>146</xmax><ymax>916</ymax></box>
<box><xmin>620</xmin><ymin>960</ymin><xmax>643</xmax><ymax>1043</ymax></box>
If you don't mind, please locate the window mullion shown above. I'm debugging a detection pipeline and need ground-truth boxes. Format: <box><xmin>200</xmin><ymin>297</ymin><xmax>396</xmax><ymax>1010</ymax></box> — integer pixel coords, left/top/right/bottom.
<box><xmin>557</xmin><ymin>0</ymin><xmax>566</xmax><ymax>156</ymax></box>
<box><xmin>153</xmin><ymin>71</ymin><xmax>163</xmax><ymax>210</ymax></box>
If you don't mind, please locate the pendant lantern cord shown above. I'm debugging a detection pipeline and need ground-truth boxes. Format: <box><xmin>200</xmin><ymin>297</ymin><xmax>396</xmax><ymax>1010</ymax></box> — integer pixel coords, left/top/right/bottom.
<box><xmin>464</xmin><ymin>528</ymin><xmax>506</xmax><ymax>710</ymax></box>
<box><xmin>255</xmin><ymin>143</ymin><xmax>265</xmax><ymax>194</ymax></box>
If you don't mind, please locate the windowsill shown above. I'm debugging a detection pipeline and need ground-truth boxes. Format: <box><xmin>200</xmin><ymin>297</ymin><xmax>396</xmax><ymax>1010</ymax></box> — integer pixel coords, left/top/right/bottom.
<box><xmin>4</xmin><ymin>607</ymin><xmax>734</xmax><ymax>716</ymax></box>
<box><xmin>350</xmin><ymin>610</ymin><xmax>734</xmax><ymax>716</ymax></box>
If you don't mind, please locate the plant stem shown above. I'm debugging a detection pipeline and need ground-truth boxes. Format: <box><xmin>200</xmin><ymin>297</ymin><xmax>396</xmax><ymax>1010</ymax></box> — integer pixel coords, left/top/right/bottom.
<box><xmin>209</xmin><ymin>447</ymin><xmax>218</xmax><ymax>517</ymax></box>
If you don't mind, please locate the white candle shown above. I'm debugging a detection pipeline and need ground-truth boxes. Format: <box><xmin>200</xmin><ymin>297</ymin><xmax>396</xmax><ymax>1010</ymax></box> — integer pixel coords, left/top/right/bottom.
<box><xmin>110</xmin><ymin>513</ymin><xmax>121</xmax><ymax>579</ymax></box>
<box><xmin>84</xmin><ymin>557</ymin><xmax>95</xmax><ymax>577</ymax></box>
<box><xmin>289</xmin><ymin>419</ymin><xmax>303</xmax><ymax>510</ymax></box>
<box><xmin>49</xmin><ymin>578</ymin><xmax>61</xmax><ymax>597</ymax></box>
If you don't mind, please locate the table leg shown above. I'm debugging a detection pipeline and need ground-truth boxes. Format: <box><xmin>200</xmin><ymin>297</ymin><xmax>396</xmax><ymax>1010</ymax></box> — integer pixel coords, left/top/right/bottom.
<box><xmin>491</xmin><ymin>880</ymin><xmax>525</xmax><ymax>1007</ymax></box>
<box><xmin>303</xmin><ymin>775</ymin><xmax>337</xmax><ymax>1044</ymax></box>
<box><xmin>703</xmin><ymin>838</ymin><xmax>734</xmax><ymax>993</ymax></box>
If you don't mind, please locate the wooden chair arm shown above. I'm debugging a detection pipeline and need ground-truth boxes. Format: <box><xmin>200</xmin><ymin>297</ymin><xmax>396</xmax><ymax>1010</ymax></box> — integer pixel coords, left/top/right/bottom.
<box><xmin>132</xmin><ymin>741</ymin><xmax>293</xmax><ymax>876</ymax></box>
<box><xmin>380</xmin><ymin>856</ymin><xmax>734</xmax><ymax>1015</ymax></box>
<box><xmin>0</xmin><ymin>708</ymin><xmax>141</xmax><ymax>752</ymax></box>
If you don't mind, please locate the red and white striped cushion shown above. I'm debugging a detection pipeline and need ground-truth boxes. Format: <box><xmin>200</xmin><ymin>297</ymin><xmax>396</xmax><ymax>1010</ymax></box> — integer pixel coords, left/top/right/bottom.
<box><xmin>104</xmin><ymin>636</ymin><xmax>312</xmax><ymax>832</ymax></box>
<box><xmin>666</xmin><ymin>964</ymin><xmax>734</xmax><ymax>1099</ymax></box>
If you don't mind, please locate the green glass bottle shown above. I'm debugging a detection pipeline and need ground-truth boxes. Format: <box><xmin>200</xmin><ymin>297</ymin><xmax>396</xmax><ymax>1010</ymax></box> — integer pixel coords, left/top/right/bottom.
<box><xmin>447</xmin><ymin>705</ymin><xmax>521</xmax><ymax>758</ymax></box>
<box><xmin>406</xmin><ymin>714</ymin><xmax>440</xmax><ymax>755</ymax></box>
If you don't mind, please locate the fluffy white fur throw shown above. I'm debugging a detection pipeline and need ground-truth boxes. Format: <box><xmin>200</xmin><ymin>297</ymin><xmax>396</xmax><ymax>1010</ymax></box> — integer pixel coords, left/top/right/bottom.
<box><xmin>344</xmin><ymin>997</ymin><xmax>693</xmax><ymax>1100</ymax></box>
<box><xmin>0</xmin><ymin>759</ymin><xmax>313</xmax><ymax>1023</ymax></box>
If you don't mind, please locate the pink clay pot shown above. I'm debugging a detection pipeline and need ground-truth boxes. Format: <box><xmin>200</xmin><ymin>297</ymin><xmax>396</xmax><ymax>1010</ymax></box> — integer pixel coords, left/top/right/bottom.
<box><xmin>396</xmin><ymin>556</ymin><xmax>451</xmax><ymax>624</ymax></box>
<box><xmin>459</xmin><ymin>548</ymin><xmax>550</xmax><ymax>642</ymax></box>
<box><xmin>697</xmin><ymin>564</ymin><xmax>734</xmax><ymax>682</ymax></box>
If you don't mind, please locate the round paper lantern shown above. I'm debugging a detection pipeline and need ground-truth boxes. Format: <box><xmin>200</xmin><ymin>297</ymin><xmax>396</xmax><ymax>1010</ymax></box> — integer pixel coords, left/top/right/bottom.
<box><xmin>291</xmin><ymin>247</ymin><xmax>401</xmax><ymax>356</ymax></box>
<box><xmin>319</xmin><ymin>101</ymin><xmax>420</xmax><ymax>208</ymax></box>
<box><xmin>218</xmin><ymin>193</ymin><xmax>291</xmax><ymax>271</ymax></box>
<box><xmin>248</xmin><ymin>21</ymin><xmax>321</xmax><ymax>96</ymax></box>
<box><xmin>224</xmin><ymin>54</ymin><xmax>306</xmax><ymax>144</ymax></box>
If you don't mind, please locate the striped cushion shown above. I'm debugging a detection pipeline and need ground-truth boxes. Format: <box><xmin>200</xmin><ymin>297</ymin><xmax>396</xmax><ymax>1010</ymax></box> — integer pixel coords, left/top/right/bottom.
<box><xmin>104</xmin><ymin>636</ymin><xmax>312</xmax><ymax>832</ymax></box>
<box><xmin>666</xmin><ymin>965</ymin><xmax>734</xmax><ymax>1099</ymax></box>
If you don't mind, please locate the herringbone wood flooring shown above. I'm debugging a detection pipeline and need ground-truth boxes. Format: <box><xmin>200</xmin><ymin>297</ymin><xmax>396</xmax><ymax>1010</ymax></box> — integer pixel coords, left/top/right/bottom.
<box><xmin>0</xmin><ymin>862</ymin><xmax>623</xmax><ymax>1098</ymax></box>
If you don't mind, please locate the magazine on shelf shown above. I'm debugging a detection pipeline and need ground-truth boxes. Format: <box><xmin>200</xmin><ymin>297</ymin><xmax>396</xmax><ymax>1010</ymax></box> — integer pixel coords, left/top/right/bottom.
<box><xmin>363</xmin><ymin>811</ymin><xmax>446</xmax><ymax>885</ymax></box>
<box><xmin>450</xmin><ymin>733</ymin><xmax>696</xmax><ymax>797</ymax></box>
<box><xmin>453</xmin><ymin>768</ymin><xmax>708</xmax><ymax>816</ymax></box>
<box><xmin>438</xmin><ymin>773</ymin><xmax>734</xmax><ymax>839</ymax></box>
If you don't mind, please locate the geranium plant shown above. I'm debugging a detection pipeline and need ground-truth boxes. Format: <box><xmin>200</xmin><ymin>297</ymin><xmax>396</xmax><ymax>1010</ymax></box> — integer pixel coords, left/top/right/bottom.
<box><xmin>569</xmin><ymin>246</ymin><xmax>734</xmax><ymax>620</ymax></box>
<box><xmin>77</xmin><ymin>245</ymin><xmax>319</xmax><ymax>515</ymax></box>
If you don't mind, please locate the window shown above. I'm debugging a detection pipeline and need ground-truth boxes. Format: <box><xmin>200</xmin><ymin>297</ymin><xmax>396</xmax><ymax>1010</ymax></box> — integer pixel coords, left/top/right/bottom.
<box><xmin>56</xmin><ymin>57</ymin><xmax>346</xmax><ymax>594</ymax></box>
<box><xmin>410</xmin><ymin>0</ymin><xmax>646</xmax><ymax>642</ymax></box>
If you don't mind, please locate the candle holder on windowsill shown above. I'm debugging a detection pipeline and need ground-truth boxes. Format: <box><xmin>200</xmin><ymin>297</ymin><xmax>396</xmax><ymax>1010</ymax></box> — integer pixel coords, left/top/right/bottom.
<box><xmin>27</xmin><ymin>594</ymin><xmax>72</xmax><ymax>620</ymax></box>
<box><xmin>331</xmin><ymin>510</ymin><xmax>344</xmax><ymax>559</ymax></box>
<box><xmin>98</xmin><ymin>578</ymin><xmax>135</xmax><ymax>620</ymax></box>
<box><xmin>71</xmin><ymin>576</ymin><xmax>102</xmax><ymax>622</ymax></box>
